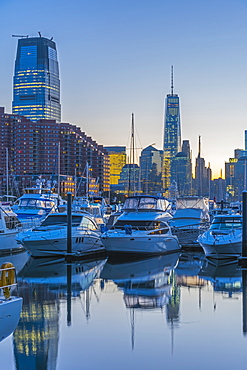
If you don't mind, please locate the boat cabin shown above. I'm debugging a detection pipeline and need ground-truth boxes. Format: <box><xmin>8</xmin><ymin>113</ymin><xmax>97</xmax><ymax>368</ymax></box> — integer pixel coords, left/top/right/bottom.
<box><xmin>209</xmin><ymin>215</ymin><xmax>242</xmax><ymax>231</ymax></box>
<box><xmin>122</xmin><ymin>196</ymin><xmax>170</xmax><ymax>212</ymax></box>
<box><xmin>19</xmin><ymin>197</ymin><xmax>56</xmax><ymax>210</ymax></box>
<box><xmin>40</xmin><ymin>213</ymin><xmax>98</xmax><ymax>230</ymax></box>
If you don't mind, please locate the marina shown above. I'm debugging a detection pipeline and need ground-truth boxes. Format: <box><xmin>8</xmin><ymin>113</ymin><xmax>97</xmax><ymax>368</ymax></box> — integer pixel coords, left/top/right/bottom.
<box><xmin>0</xmin><ymin>2</ymin><xmax>247</xmax><ymax>368</ymax></box>
<box><xmin>1</xmin><ymin>191</ymin><xmax>247</xmax><ymax>369</ymax></box>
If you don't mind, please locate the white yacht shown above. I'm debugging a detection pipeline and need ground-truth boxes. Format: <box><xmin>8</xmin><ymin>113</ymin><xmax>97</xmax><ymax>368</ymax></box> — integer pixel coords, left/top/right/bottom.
<box><xmin>16</xmin><ymin>212</ymin><xmax>105</xmax><ymax>257</ymax></box>
<box><xmin>198</xmin><ymin>214</ymin><xmax>242</xmax><ymax>259</ymax></box>
<box><xmin>101</xmin><ymin>195</ymin><xmax>180</xmax><ymax>257</ymax></box>
<box><xmin>0</xmin><ymin>203</ymin><xmax>24</xmax><ymax>254</ymax></box>
<box><xmin>169</xmin><ymin>196</ymin><xmax>210</xmax><ymax>245</ymax></box>
<box><xmin>12</xmin><ymin>180</ymin><xmax>66</xmax><ymax>224</ymax></box>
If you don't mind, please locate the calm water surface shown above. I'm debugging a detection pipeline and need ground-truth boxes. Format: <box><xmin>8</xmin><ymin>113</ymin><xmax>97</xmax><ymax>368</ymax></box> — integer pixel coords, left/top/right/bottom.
<box><xmin>0</xmin><ymin>249</ymin><xmax>247</xmax><ymax>370</ymax></box>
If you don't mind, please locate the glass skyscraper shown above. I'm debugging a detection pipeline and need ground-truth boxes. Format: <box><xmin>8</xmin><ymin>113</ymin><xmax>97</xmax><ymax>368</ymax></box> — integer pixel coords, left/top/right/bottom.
<box><xmin>162</xmin><ymin>66</ymin><xmax>181</xmax><ymax>193</ymax></box>
<box><xmin>12</xmin><ymin>36</ymin><xmax>61</xmax><ymax>122</ymax></box>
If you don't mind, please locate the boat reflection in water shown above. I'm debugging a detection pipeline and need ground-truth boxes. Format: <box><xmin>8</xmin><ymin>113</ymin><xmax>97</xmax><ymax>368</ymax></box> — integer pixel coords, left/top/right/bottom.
<box><xmin>175</xmin><ymin>252</ymin><xmax>207</xmax><ymax>293</ymax></box>
<box><xmin>101</xmin><ymin>252</ymin><xmax>180</xmax><ymax>349</ymax></box>
<box><xmin>13</xmin><ymin>257</ymin><xmax>107</xmax><ymax>370</ymax></box>
<box><xmin>199</xmin><ymin>258</ymin><xmax>242</xmax><ymax>298</ymax></box>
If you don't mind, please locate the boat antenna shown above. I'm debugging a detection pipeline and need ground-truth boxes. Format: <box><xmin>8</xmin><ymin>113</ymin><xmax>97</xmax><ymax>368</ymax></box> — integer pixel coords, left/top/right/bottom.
<box><xmin>171</xmin><ymin>65</ymin><xmax>174</xmax><ymax>95</ymax></box>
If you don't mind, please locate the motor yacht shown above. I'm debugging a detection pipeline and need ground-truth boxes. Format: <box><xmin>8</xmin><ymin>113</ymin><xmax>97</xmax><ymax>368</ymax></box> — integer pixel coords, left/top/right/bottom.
<box><xmin>16</xmin><ymin>212</ymin><xmax>105</xmax><ymax>257</ymax></box>
<box><xmin>0</xmin><ymin>203</ymin><xmax>24</xmax><ymax>254</ymax></box>
<box><xmin>169</xmin><ymin>196</ymin><xmax>210</xmax><ymax>245</ymax></box>
<box><xmin>101</xmin><ymin>195</ymin><xmax>180</xmax><ymax>257</ymax></box>
<box><xmin>197</xmin><ymin>214</ymin><xmax>242</xmax><ymax>259</ymax></box>
<box><xmin>12</xmin><ymin>180</ymin><xmax>66</xmax><ymax>224</ymax></box>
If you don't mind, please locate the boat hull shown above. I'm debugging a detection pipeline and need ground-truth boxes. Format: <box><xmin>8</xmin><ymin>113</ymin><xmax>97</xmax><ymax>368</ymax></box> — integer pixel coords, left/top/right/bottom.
<box><xmin>101</xmin><ymin>231</ymin><xmax>181</xmax><ymax>256</ymax></box>
<box><xmin>16</xmin><ymin>230</ymin><xmax>104</xmax><ymax>257</ymax></box>
<box><xmin>0</xmin><ymin>232</ymin><xmax>24</xmax><ymax>254</ymax></box>
<box><xmin>0</xmin><ymin>297</ymin><xmax>23</xmax><ymax>342</ymax></box>
<box><xmin>198</xmin><ymin>232</ymin><xmax>242</xmax><ymax>259</ymax></box>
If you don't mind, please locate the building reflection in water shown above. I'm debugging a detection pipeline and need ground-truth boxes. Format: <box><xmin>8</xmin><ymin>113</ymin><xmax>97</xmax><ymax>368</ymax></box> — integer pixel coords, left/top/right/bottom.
<box><xmin>101</xmin><ymin>252</ymin><xmax>180</xmax><ymax>349</ymax></box>
<box><xmin>13</xmin><ymin>256</ymin><xmax>106</xmax><ymax>369</ymax></box>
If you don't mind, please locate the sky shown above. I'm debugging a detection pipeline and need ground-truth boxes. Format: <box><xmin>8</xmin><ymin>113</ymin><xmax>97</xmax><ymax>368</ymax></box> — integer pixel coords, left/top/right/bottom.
<box><xmin>1</xmin><ymin>0</ymin><xmax>247</xmax><ymax>178</ymax></box>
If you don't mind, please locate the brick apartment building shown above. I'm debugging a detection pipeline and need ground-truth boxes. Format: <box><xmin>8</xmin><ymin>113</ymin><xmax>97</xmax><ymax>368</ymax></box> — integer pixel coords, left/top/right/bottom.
<box><xmin>0</xmin><ymin>107</ymin><xmax>110</xmax><ymax>197</ymax></box>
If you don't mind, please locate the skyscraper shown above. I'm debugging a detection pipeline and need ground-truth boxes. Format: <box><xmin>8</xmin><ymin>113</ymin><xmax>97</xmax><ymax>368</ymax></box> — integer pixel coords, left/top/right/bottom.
<box><xmin>139</xmin><ymin>145</ymin><xmax>163</xmax><ymax>195</ymax></box>
<box><xmin>12</xmin><ymin>35</ymin><xmax>61</xmax><ymax>122</ymax></box>
<box><xmin>162</xmin><ymin>66</ymin><xmax>181</xmax><ymax>193</ymax></box>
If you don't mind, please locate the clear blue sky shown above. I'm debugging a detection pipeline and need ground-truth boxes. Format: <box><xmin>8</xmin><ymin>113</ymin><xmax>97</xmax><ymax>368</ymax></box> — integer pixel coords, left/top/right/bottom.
<box><xmin>1</xmin><ymin>0</ymin><xmax>247</xmax><ymax>178</ymax></box>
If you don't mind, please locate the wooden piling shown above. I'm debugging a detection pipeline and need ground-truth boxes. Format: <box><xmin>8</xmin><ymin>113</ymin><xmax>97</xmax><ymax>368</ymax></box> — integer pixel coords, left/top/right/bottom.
<box><xmin>67</xmin><ymin>192</ymin><xmax>72</xmax><ymax>255</ymax></box>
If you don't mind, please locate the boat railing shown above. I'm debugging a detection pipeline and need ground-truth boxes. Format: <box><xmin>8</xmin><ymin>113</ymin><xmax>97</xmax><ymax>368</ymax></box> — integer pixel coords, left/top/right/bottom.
<box><xmin>109</xmin><ymin>225</ymin><xmax>170</xmax><ymax>233</ymax></box>
<box><xmin>171</xmin><ymin>222</ymin><xmax>210</xmax><ymax>234</ymax></box>
<box><xmin>18</xmin><ymin>218</ymin><xmax>42</xmax><ymax>231</ymax></box>
<box><xmin>203</xmin><ymin>229</ymin><xmax>241</xmax><ymax>241</ymax></box>
<box><xmin>31</xmin><ymin>224</ymin><xmax>96</xmax><ymax>235</ymax></box>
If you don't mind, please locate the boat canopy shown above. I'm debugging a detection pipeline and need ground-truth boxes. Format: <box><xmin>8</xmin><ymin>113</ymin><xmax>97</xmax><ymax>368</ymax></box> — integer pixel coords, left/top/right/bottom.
<box><xmin>123</xmin><ymin>196</ymin><xmax>170</xmax><ymax>212</ymax></box>
<box><xmin>176</xmin><ymin>197</ymin><xmax>209</xmax><ymax>212</ymax></box>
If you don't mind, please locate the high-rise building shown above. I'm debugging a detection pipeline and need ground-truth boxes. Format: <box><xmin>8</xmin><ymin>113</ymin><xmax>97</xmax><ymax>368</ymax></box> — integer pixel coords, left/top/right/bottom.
<box><xmin>104</xmin><ymin>146</ymin><xmax>126</xmax><ymax>187</ymax></box>
<box><xmin>194</xmin><ymin>136</ymin><xmax>211</xmax><ymax>197</ymax></box>
<box><xmin>163</xmin><ymin>66</ymin><xmax>181</xmax><ymax>193</ymax></box>
<box><xmin>139</xmin><ymin>145</ymin><xmax>163</xmax><ymax>195</ymax></box>
<box><xmin>170</xmin><ymin>140</ymin><xmax>192</xmax><ymax>196</ymax></box>
<box><xmin>0</xmin><ymin>107</ymin><xmax>109</xmax><ymax>196</ymax></box>
<box><xmin>12</xmin><ymin>36</ymin><xmax>61</xmax><ymax>122</ymax></box>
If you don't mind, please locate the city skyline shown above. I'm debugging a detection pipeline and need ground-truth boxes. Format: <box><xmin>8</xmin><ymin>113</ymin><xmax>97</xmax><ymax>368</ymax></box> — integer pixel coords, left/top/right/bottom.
<box><xmin>1</xmin><ymin>0</ymin><xmax>247</xmax><ymax>178</ymax></box>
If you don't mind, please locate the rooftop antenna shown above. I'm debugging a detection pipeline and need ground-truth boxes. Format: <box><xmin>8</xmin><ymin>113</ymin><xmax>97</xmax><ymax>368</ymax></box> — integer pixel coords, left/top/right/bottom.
<box><xmin>38</xmin><ymin>31</ymin><xmax>42</xmax><ymax>37</ymax></box>
<box><xmin>171</xmin><ymin>65</ymin><xmax>174</xmax><ymax>95</ymax></box>
<box><xmin>198</xmin><ymin>135</ymin><xmax>201</xmax><ymax>158</ymax></box>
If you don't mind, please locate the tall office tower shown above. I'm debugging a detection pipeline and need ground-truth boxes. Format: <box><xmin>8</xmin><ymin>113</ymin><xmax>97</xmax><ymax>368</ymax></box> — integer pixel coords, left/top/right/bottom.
<box><xmin>139</xmin><ymin>145</ymin><xmax>163</xmax><ymax>195</ymax></box>
<box><xmin>194</xmin><ymin>136</ymin><xmax>211</xmax><ymax>196</ymax></box>
<box><xmin>170</xmin><ymin>140</ymin><xmax>192</xmax><ymax>196</ymax></box>
<box><xmin>104</xmin><ymin>146</ymin><xmax>127</xmax><ymax>187</ymax></box>
<box><xmin>12</xmin><ymin>35</ymin><xmax>61</xmax><ymax>122</ymax></box>
<box><xmin>162</xmin><ymin>66</ymin><xmax>181</xmax><ymax>193</ymax></box>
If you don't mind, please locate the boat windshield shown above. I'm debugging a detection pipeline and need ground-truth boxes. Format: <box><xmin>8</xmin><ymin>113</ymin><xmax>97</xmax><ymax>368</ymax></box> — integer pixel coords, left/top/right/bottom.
<box><xmin>41</xmin><ymin>215</ymin><xmax>83</xmax><ymax>227</ymax></box>
<box><xmin>123</xmin><ymin>197</ymin><xmax>168</xmax><ymax>211</ymax></box>
<box><xmin>19</xmin><ymin>199</ymin><xmax>55</xmax><ymax>209</ymax></box>
<box><xmin>210</xmin><ymin>217</ymin><xmax>242</xmax><ymax>230</ymax></box>
<box><xmin>114</xmin><ymin>220</ymin><xmax>167</xmax><ymax>230</ymax></box>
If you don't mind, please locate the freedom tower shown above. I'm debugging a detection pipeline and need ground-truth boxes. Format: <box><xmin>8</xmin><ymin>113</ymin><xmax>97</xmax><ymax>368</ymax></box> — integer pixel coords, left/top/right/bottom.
<box><xmin>12</xmin><ymin>35</ymin><xmax>61</xmax><ymax>122</ymax></box>
<box><xmin>162</xmin><ymin>66</ymin><xmax>181</xmax><ymax>194</ymax></box>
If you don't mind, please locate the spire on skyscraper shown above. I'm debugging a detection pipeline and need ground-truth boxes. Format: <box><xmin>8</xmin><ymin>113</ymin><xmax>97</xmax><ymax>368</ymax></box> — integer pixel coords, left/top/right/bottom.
<box><xmin>198</xmin><ymin>135</ymin><xmax>201</xmax><ymax>158</ymax></box>
<box><xmin>171</xmin><ymin>65</ymin><xmax>174</xmax><ymax>96</ymax></box>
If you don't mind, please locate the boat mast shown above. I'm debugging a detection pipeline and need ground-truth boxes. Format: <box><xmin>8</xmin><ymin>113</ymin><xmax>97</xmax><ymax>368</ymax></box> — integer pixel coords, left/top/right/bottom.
<box><xmin>86</xmin><ymin>161</ymin><xmax>89</xmax><ymax>199</ymax></box>
<box><xmin>128</xmin><ymin>113</ymin><xmax>135</xmax><ymax>196</ymax></box>
<box><xmin>131</xmin><ymin>113</ymin><xmax>135</xmax><ymax>195</ymax></box>
<box><xmin>57</xmin><ymin>142</ymin><xmax>60</xmax><ymax>196</ymax></box>
<box><xmin>6</xmin><ymin>148</ymin><xmax>9</xmax><ymax>200</ymax></box>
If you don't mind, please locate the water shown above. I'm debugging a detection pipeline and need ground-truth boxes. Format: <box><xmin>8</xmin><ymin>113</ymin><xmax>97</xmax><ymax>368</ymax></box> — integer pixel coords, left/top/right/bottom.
<box><xmin>1</xmin><ymin>249</ymin><xmax>247</xmax><ymax>370</ymax></box>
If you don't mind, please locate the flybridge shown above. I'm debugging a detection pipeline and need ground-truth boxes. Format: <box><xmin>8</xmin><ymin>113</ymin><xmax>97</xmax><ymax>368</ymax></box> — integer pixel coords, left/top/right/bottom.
<box><xmin>122</xmin><ymin>196</ymin><xmax>170</xmax><ymax>212</ymax></box>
